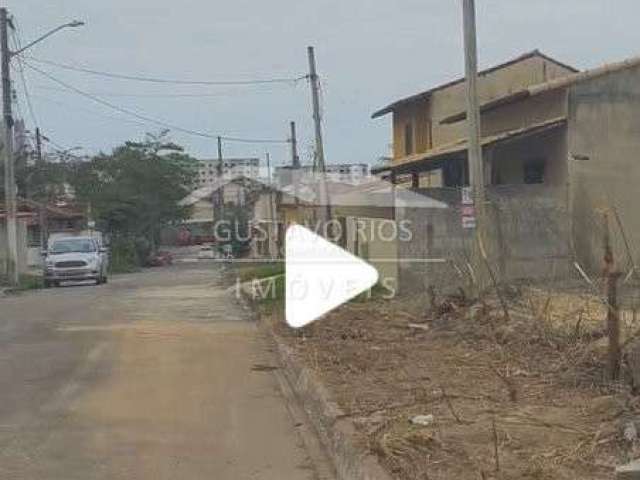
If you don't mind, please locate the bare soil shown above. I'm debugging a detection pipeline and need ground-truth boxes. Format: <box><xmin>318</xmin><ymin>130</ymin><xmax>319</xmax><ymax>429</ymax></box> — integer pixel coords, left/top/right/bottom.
<box><xmin>269</xmin><ymin>287</ymin><xmax>640</xmax><ymax>480</ymax></box>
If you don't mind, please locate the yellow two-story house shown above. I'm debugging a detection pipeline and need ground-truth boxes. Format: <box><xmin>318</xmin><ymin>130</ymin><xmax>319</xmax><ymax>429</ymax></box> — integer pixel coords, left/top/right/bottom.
<box><xmin>373</xmin><ymin>48</ymin><xmax>640</xmax><ymax>276</ymax></box>
<box><xmin>372</xmin><ymin>50</ymin><xmax>577</xmax><ymax>187</ymax></box>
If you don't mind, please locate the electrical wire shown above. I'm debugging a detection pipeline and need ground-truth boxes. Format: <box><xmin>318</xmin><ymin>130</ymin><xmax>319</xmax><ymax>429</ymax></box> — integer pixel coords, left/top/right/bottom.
<box><xmin>10</xmin><ymin>20</ymin><xmax>74</xmax><ymax>154</ymax></box>
<box><xmin>26</xmin><ymin>56</ymin><xmax>308</xmax><ymax>87</ymax></box>
<box><xmin>10</xmin><ymin>25</ymin><xmax>40</xmax><ymax>127</ymax></box>
<box><xmin>23</xmin><ymin>61</ymin><xmax>291</xmax><ymax>145</ymax></box>
<box><xmin>30</xmin><ymin>92</ymin><xmax>150</xmax><ymax>129</ymax></box>
<box><xmin>32</xmin><ymin>84</ymin><xmax>283</xmax><ymax>99</ymax></box>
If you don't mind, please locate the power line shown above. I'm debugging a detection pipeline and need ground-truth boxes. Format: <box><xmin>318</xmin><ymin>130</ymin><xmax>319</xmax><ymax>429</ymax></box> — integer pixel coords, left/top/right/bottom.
<box><xmin>24</xmin><ymin>61</ymin><xmax>290</xmax><ymax>145</ymax></box>
<box><xmin>26</xmin><ymin>55</ymin><xmax>308</xmax><ymax>86</ymax></box>
<box><xmin>10</xmin><ymin>24</ymin><xmax>39</xmax><ymax>127</ymax></box>
<box><xmin>32</xmin><ymin>84</ymin><xmax>282</xmax><ymax>98</ymax></box>
<box><xmin>10</xmin><ymin>20</ymin><xmax>73</xmax><ymax>154</ymax></box>
<box><xmin>31</xmin><ymin>92</ymin><xmax>149</xmax><ymax>128</ymax></box>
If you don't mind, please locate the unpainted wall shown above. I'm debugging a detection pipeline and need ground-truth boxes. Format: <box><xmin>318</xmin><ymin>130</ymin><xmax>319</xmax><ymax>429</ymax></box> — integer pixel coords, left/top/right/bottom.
<box><xmin>489</xmin><ymin>126</ymin><xmax>569</xmax><ymax>186</ymax></box>
<box><xmin>392</xmin><ymin>55</ymin><xmax>574</xmax><ymax>160</ymax></box>
<box><xmin>568</xmin><ymin>64</ymin><xmax>640</xmax><ymax>273</ymax></box>
<box><xmin>395</xmin><ymin>185</ymin><xmax>571</xmax><ymax>295</ymax></box>
<box><xmin>0</xmin><ymin>219</ymin><xmax>30</xmax><ymax>276</ymax></box>
<box><xmin>481</xmin><ymin>89</ymin><xmax>567</xmax><ymax>138</ymax></box>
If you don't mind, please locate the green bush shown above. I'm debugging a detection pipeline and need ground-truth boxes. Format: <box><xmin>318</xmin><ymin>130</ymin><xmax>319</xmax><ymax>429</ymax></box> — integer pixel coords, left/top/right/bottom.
<box><xmin>18</xmin><ymin>273</ymin><xmax>43</xmax><ymax>290</ymax></box>
<box><xmin>235</xmin><ymin>263</ymin><xmax>285</xmax><ymax>282</ymax></box>
<box><xmin>109</xmin><ymin>237</ymin><xmax>141</xmax><ymax>273</ymax></box>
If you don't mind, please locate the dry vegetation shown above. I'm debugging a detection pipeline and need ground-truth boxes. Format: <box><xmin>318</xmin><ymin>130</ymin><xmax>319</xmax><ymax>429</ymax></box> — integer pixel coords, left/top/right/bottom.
<box><xmin>269</xmin><ymin>285</ymin><xmax>640</xmax><ymax>480</ymax></box>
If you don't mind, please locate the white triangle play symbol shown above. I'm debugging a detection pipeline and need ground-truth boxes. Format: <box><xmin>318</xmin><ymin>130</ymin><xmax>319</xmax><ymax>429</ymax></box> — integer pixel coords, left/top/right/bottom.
<box><xmin>285</xmin><ymin>224</ymin><xmax>379</xmax><ymax>328</ymax></box>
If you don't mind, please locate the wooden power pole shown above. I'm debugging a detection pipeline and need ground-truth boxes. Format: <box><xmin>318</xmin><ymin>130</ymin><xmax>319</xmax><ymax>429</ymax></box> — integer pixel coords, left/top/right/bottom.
<box><xmin>1</xmin><ymin>7</ymin><xmax>19</xmax><ymax>286</ymax></box>
<box><xmin>603</xmin><ymin>212</ymin><xmax>621</xmax><ymax>380</ymax></box>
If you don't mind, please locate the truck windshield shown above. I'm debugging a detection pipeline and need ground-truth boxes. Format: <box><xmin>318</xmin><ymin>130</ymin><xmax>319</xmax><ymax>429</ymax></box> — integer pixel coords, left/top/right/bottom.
<box><xmin>50</xmin><ymin>239</ymin><xmax>96</xmax><ymax>254</ymax></box>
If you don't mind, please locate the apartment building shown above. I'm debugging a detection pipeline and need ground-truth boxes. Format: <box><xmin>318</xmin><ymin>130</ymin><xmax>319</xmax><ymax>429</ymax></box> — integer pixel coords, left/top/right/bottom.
<box><xmin>195</xmin><ymin>158</ymin><xmax>260</xmax><ymax>187</ymax></box>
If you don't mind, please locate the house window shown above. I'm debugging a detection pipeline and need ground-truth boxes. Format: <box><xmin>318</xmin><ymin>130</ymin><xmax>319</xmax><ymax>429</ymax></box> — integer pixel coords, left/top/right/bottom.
<box><xmin>524</xmin><ymin>158</ymin><xmax>546</xmax><ymax>184</ymax></box>
<box><xmin>404</xmin><ymin>122</ymin><xmax>414</xmax><ymax>156</ymax></box>
<box><xmin>443</xmin><ymin>157</ymin><xmax>468</xmax><ymax>187</ymax></box>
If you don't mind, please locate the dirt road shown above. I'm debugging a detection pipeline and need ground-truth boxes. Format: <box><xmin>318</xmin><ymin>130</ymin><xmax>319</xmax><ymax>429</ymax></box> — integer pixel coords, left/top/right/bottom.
<box><xmin>0</xmin><ymin>265</ymin><xmax>323</xmax><ymax>479</ymax></box>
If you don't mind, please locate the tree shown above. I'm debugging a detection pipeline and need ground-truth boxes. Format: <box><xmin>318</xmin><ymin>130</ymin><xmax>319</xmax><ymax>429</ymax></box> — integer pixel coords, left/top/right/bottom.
<box><xmin>70</xmin><ymin>131</ymin><xmax>197</xmax><ymax>258</ymax></box>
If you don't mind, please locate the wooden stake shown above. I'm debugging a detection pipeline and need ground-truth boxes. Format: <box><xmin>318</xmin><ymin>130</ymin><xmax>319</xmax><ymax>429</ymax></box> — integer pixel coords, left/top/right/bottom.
<box><xmin>603</xmin><ymin>212</ymin><xmax>621</xmax><ymax>380</ymax></box>
<box><xmin>606</xmin><ymin>271</ymin><xmax>622</xmax><ymax>380</ymax></box>
<box><xmin>491</xmin><ymin>417</ymin><xmax>500</xmax><ymax>473</ymax></box>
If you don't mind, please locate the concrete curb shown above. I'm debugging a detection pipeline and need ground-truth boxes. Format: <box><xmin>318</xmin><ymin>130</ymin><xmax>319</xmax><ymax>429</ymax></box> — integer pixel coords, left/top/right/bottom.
<box><xmin>270</xmin><ymin>335</ymin><xmax>392</xmax><ymax>480</ymax></box>
<box><xmin>236</xmin><ymin>279</ymin><xmax>392</xmax><ymax>480</ymax></box>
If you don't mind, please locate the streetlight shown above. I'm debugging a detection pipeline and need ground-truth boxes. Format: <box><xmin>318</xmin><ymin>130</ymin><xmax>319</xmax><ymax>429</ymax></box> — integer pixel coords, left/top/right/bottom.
<box><xmin>10</xmin><ymin>20</ymin><xmax>85</xmax><ymax>57</ymax></box>
<box><xmin>1</xmin><ymin>8</ymin><xmax>84</xmax><ymax>286</ymax></box>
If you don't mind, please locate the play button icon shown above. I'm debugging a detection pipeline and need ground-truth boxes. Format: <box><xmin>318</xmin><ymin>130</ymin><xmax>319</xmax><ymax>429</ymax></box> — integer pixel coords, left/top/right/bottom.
<box><xmin>285</xmin><ymin>224</ymin><xmax>379</xmax><ymax>328</ymax></box>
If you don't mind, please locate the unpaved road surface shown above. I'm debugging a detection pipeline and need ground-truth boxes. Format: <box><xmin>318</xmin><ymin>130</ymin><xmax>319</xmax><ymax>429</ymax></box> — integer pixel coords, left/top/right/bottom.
<box><xmin>0</xmin><ymin>265</ymin><xmax>320</xmax><ymax>479</ymax></box>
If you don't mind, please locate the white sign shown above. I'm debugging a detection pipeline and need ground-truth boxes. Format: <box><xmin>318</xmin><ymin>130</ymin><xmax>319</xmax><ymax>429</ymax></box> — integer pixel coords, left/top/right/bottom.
<box><xmin>461</xmin><ymin>187</ymin><xmax>476</xmax><ymax>229</ymax></box>
<box><xmin>462</xmin><ymin>216</ymin><xmax>477</xmax><ymax>229</ymax></box>
<box><xmin>461</xmin><ymin>186</ymin><xmax>474</xmax><ymax>205</ymax></box>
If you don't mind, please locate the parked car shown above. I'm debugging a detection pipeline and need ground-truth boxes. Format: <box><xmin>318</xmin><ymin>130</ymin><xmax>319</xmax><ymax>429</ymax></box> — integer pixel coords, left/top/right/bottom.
<box><xmin>43</xmin><ymin>236</ymin><xmax>109</xmax><ymax>287</ymax></box>
<box><xmin>198</xmin><ymin>244</ymin><xmax>218</xmax><ymax>260</ymax></box>
<box><xmin>148</xmin><ymin>250</ymin><xmax>174</xmax><ymax>267</ymax></box>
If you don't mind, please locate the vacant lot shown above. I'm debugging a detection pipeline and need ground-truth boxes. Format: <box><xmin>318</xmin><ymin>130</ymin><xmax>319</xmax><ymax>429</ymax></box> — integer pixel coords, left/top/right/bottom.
<box><xmin>267</xmin><ymin>286</ymin><xmax>640</xmax><ymax>479</ymax></box>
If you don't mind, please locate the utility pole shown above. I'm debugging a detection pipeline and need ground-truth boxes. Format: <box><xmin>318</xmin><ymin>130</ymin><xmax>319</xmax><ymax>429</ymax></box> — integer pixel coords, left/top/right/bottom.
<box><xmin>307</xmin><ymin>47</ymin><xmax>325</xmax><ymax>174</ymax></box>
<box><xmin>266</xmin><ymin>151</ymin><xmax>272</xmax><ymax>185</ymax></box>
<box><xmin>35</xmin><ymin>127</ymin><xmax>43</xmax><ymax>164</ymax></box>
<box><xmin>462</xmin><ymin>0</ymin><xmax>485</xmax><ymax>225</ymax></box>
<box><xmin>216</xmin><ymin>135</ymin><xmax>224</xmax><ymax>220</ymax></box>
<box><xmin>290</xmin><ymin>121</ymin><xmax>302</xmax><ymax>222</ymax></box>
<box><xmin>266</xmin><ymin>151</ymin><xmax>278</xmax><ymax>257</ymax></box>
<box><xmin>290</xmin><ymin>121</ymin><xmax>300</xmax><ymax>169</ymax></box>
<box><xmin>306</xmin><ymin>46</ymin><xmax>331</xmax><ymax>224</ymax></box>
<box><xmin>1</xmin><ymin>7</ymin><xmax>18</xmax><ymax>286</ymax></box>
<box><xmin>35</xmin><ymin>127</ymin><xmax>48</xmax><ymax>250</ymax></box>
<box><xmin>462</xmin><ymin>0</ymin><xmax>489</xmax><ymax>291</ymax></box>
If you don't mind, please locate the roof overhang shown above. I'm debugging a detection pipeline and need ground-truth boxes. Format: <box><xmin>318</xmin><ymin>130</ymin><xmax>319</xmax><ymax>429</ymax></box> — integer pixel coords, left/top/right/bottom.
<box><xmin>372</xmin><ymin>91</ymin><xmax>432</xmax><ymax>119</ymax></box>
<box><xmin>371</xmin><ymin>50</ymin><xmax>579</xmax><ymax>119</ymax></box>
<box><xmin>381</xmin><ymin>117</ymin><xmax>567</xmax><ymax>174</ymax></box>
<box><xmin>441</xmin><ymin>55</ymin><xmax>640</xmax><ymax>125</ymax></box>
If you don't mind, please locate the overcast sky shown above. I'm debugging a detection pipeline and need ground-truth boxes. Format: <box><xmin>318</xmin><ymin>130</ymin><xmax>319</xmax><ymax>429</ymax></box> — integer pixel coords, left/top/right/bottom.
<box><xmin>7</xmin><ymin>0</ymin><xmax>640</xmax><ymax>168</ymax></box>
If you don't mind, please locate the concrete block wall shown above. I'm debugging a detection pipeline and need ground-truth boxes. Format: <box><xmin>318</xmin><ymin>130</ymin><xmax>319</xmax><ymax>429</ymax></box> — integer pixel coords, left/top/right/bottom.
<box><xmin>396</xmin><ymin>185</ymin><xmax>572</xmax><ymax>295</ymax></box>
<box><xmin>0</xmin><ymin>220</ymin><xmax>30</xmax><ymax>276</ymax></box>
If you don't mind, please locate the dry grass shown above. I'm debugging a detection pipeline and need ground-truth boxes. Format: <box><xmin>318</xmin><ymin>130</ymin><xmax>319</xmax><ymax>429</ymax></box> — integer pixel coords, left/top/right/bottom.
<box><xmin>270</xmin><ymin>286</ymin><xmax>640</xmax><ymax>480</ymax></box>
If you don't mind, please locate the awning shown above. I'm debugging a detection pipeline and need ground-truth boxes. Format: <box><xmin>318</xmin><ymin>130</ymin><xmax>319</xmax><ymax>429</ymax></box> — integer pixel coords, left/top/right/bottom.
<box><xmin>374</xmin><ymin>117</ymin><xmax>567</xmax><ymax>174</ymax></box>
